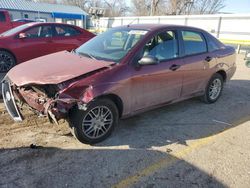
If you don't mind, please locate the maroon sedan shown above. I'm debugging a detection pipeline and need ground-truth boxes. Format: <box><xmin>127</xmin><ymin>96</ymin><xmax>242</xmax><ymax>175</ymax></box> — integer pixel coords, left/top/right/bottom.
<box><xmin>0</xmin><ymin>22</ymin><xmax>95</xmax><ymax>72</ymax></box>
<box><xmin>2</xmin><ymin>24</ymin><xmax>236</xmax><ymax>144</ymax></box>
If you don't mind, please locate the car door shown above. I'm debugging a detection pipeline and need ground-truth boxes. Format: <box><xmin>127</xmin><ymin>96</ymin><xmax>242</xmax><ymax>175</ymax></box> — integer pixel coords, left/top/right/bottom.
<box><xmin>179</xmin><ymin>30</ymin><xmax>216</xmax><ymax>97</ymax></box>
<box><xmin>15</xmin><ymin>24</ymin><xmax>56</xmax><ymax>62</ymax></box>
<box><xmin>52</xmin><ymin>25</ymin><xmax>86</xmax><ymax>52</ymax></box>
<box><xmin>130</xmin><ymin>30</ymin><xmax>183</xmax><ymax>112</ymax></box>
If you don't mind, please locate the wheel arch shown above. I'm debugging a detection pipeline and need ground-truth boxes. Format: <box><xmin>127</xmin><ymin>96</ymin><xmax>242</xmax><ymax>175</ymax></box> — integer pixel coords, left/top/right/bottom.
<box><xmin>216</xmin><ymin>70</ymin><xmax>227</xmax><ymax>82</ymax></box>
<box><xmin>0</xmin><ymin>48</ymin><xmax>17</xmax><ymax>63</ymax></box>
<box><xmin>96</xmin><ymin>94</ymin><xmax>124</xmax><ymax>118</ymax></box>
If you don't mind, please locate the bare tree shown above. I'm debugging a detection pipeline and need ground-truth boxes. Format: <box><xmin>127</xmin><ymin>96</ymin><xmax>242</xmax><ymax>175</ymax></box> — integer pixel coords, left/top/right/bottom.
<box><xmin>165</xmin><ymin>0</ymin><xmax>194</xmax><ymax>15</ymax></box>
<box><xmin>61</xmin><ymin>0</ymin><xmax>90</xmax><ymax>10</ymax></box>
<box><xmin>132</xmin><ymin>0</ymin><xmax>225</xmax><ymax>16</ymax></box>
<box><xmin>194</xmin><ymin>0</ymin><xmax>225</xmax><ymax>14</ymax></box>
<box><xmin>34</xmin><ymin>0</ymin><xmax>57</xmax><ymax>4</ymax></box>
<box><xmin>131</xmin><ymin>0</ymin><xmax>152</xmax><ymax>16</ymax></box>
<box><xmin>60</xmin><ymin>0</ymin><xmax>129</xmax><ymax>17</ymax></box>
<box><xmin>103</xmin><ymin>0</ymin><xmax>129</xmax><ymax>17</ymax></box>
<box><xmin>150</xmin><ymin>0</ymin><xmax>161</xmax><ymax>16</ymax></box>
<box><xmin>34</xmin><ymin>0</ymin><xmax>225</xmax><ymax>16</ymax></box>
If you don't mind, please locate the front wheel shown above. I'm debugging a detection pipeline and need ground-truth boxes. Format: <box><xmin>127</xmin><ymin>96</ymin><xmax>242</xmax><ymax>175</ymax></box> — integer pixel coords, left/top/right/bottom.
<box><xmin>0</xmin><ymin>50</ymin><xmax>16</xmax><ymax>72</ymax></box>
<box><xmin>68</xmin><ymin>99</ymin><xmax>119</xmax><ymax>144</ymax></box>
<box><xmin>202</xmin><ymin>73</ymin><xmax>224</xmax><ymax>104</ymax></box>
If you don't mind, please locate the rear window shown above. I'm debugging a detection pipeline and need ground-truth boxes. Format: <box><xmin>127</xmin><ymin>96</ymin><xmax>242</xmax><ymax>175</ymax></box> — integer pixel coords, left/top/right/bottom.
<box><xmin>0</xmin><ymin>12</ymin><xmax>6</xmax><ymax>22</ymax></box>
<box><xmin>182</xmin><ymin>31</ymin><xmax>207</xmax><ymax>55</ymax></box>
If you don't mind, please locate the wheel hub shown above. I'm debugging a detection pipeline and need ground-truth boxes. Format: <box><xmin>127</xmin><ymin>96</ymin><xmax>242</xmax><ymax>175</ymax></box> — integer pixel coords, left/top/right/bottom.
<box><xmin>82</xmin><ymin>106</ymin><xmax>113</xmax><ymax>139</ymax></box>
<box><xmin>93</xmin><ymin>117</ymin><xmax>105</xmax><ymax>129</ymax></box>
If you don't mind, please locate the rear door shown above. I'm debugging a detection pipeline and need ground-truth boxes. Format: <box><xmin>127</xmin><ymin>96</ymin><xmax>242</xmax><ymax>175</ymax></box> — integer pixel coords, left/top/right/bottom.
<box><xmin>52</xmin><ymin>25</ymin><xmax>86</xmax><ymax>52</ymax></box>
<box><xmin>180</xmin><ymin>30</ymin><xmax>216</xmax><ymax>97</ymax></box>
<box><xmin>15</xmin><ymin>24</ymin><xmax>56</xmax><ymax>62</ymax></box>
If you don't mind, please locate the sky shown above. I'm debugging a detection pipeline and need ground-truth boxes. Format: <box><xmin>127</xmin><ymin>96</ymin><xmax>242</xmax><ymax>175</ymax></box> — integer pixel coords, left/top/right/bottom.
<box><xmin>126</xmin><ymin>0</ymin><xmax>250</xmax><ymax>14</ymax></box>
<box><xmin>218</xmin><ymin>0</ymin><xmax>250</xmax><ymax>13</ymax></box>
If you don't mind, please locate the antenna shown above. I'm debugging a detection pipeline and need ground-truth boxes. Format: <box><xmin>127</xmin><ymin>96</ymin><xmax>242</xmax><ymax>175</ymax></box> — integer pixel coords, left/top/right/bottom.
<box><xmin>127</xmin><ymin>18</ymin><xmax>138</xmax><ymax>27</ymax></box>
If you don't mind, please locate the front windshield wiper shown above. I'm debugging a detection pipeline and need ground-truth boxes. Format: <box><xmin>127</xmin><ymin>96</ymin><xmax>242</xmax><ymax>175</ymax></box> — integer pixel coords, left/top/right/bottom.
<box><xmin>78</xmin><ymin>52</ymin><xmax>96</xmax><ymax>60</ymax></box>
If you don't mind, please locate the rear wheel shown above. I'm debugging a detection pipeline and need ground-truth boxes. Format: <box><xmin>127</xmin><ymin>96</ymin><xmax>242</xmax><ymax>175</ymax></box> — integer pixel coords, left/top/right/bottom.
<box><xmin>69</xmin><ymin>99</ymin><xmax>119</xmax><ymax>144</ymax></box>
<box><xmin>202</xmin><ymin>73</ymin><xmax>224</xmax><ymax>103</ymax></box>
<box><xmin>0</xmin><ymin>50</ymin><xmax>16</xmax><ymax>72</ymax></box>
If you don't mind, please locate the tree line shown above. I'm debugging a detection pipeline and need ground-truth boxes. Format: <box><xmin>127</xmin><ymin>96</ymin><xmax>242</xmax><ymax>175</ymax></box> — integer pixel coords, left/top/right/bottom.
<box><xmin>32</xmin><ymin>0</ymin><xmax>226</xmax><ymax>17</ymax></box>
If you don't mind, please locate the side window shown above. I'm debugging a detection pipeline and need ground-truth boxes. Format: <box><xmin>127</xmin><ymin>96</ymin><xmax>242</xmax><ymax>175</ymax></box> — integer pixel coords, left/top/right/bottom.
<box><xmin>206</xmin><ymin>35</ymin><xmax>221</xmax><ymax>52</ymax></box>
<box><xmin>40</xmin><ymin>25</ymin><xmax>53</xmax><ymax>37</ymax></box>
<box><xmin>55</xmin><ymin>25</ymin><xmax>80</xmax><ymax>37</ymax></box>
<box><xmin>0</xmin><ymin>12</ymin><xmax>6</xmax><ymax>22</ymax></box>
<box><xmin>24</xmin><ymin>25</ymin><xmax>52</xmax><ymax>38</ymax></box>
<box><xmin>182</xmin><ymin>31</ymin><xmax>207</xmax><ymax>55</ymax></box>
<box><xmin>24</xmin><ymin>26</ymin><xmax>41</xmax><ymax>38</ymax></box>
<box><xmin>143</xmin><ymin>31</ymin><xmax>178</xmax><ymax>61</ymax></box>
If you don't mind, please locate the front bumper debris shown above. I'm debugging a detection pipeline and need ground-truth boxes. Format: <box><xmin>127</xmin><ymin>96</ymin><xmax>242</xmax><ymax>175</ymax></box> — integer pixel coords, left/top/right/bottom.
<box><xmin>2</xmin><ymin>79</ymin><xmax>86</xmax><ymax>124</ymax></box>
<box><xmin>2</xmin><ymin>80</ymin><xmax>23</xmax><ymax>121</ymax></box>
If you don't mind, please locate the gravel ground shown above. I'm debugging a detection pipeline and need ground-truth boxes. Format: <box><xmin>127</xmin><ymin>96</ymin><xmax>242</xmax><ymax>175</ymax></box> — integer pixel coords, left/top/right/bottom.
<box><xmin>0</xmin><ymin>55</ymin><xmax>250</xmax><ymax>188</ymax></box>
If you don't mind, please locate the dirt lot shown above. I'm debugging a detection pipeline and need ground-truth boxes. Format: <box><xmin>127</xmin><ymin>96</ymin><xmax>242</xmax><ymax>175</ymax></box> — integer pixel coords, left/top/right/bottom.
<box><xmin>0</xmin><ymin>55</ymin><xmax>250</xmax><ymax>188</ymax></box>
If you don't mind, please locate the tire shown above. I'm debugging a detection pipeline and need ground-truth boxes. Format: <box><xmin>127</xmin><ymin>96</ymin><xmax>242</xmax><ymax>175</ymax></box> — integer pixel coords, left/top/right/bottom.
<box><xmin>68</xmin><ymin>99</ymin><xmax>119</xmax><ymax>144</ymax></box>
<box><xmin>202</xmin><ymin>73</ymin><xmax>224</xmax><ymax>104</ymax></box>
<box><xmin>0</xmin><ymin>50</ymin><xmax>16</xmax><ymax>72</ymax></box>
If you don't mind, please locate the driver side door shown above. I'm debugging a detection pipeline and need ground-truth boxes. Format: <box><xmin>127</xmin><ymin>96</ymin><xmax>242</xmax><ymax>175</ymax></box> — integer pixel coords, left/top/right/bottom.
<box><xmin>130</xmin><ymin>30</ymin><xmax>183</xmax><ymax>112</ymax></box>
<box><xmin>15</xmin><ymin>25</ymin><xmax>55</xmax><ymax>63</ymax></box>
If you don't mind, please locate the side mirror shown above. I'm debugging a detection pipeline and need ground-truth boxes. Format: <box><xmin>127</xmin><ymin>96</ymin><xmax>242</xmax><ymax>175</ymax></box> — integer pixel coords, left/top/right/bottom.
<box><xmin>245</xmin><ymin>53</ymin><xmax>250</xmax><ymax>68</ymax></box>
<box><xmin>138</xmin><ymin>55</ymin><xmax>159</xmax><ymax>65</ymax></box>
<box><xmin>18</xmin><ymin>33</ymin><xmax>27</xmax><ymax>39</ymax></box>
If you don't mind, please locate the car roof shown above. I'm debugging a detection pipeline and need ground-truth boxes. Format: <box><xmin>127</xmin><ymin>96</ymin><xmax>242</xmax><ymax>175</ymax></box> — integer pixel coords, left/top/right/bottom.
<box><xmin>24</xmin><ymin>22</ymin><xmax>80</xmax><ymax>28</ymax></box>
<box><xmin>118</xmin><ymin>24</ymin><xmax>206</xmax><ymax>33</ymax></box>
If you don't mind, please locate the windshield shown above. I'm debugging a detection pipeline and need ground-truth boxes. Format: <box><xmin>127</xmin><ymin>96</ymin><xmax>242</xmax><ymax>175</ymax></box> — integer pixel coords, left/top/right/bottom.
<box><xmin>75</xmin><ymin>28</ymin><xmax>148</xmax><ymax>63</ymax></box>
<box><xmin>0</xmin><ymin>23</ymin><xmax>35</xmax><ymax>37</ymax></box>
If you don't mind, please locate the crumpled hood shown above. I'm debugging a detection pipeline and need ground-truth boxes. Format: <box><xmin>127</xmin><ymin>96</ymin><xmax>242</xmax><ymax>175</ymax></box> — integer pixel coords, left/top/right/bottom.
<box><xmin>7</xmin><ymin>51</ymin><xmax>114</xmax><ymax>86</ymax></box>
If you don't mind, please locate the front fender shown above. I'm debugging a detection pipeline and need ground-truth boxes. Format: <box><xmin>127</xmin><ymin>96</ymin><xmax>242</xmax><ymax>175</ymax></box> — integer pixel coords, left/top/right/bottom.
<box><xmin>82</xmin><ymin>83</ymin><xmax>131</xmax><ymax>117</ymax></box>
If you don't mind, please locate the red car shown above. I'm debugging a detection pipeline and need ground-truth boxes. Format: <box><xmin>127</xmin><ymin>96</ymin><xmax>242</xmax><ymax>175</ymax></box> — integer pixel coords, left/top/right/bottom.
<box><xmin>0</xmin><ymin>10</ymin><xmax>25</xmax><ymax>34</ymax></box>
<box><xmin>0</xmin><ymin>22</ymin><xmax>95</xmax><ymax>72</ymax></box>
<box><xmin>2</xmin><ymin>24</ymin><xmax>236</xmax><ymax>144</ymax></box>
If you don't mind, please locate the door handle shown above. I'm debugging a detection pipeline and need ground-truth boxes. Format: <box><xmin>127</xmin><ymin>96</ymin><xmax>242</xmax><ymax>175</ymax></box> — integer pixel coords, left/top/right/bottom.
<box><xmin>169</xmin><ymin>64</ymin><xmax>181</xmax><ymax>71</ymax></box>
<box><xmin>205</xmin><ymin>56</ymin><xmax>213</xmax><ymax>62</ymax></box>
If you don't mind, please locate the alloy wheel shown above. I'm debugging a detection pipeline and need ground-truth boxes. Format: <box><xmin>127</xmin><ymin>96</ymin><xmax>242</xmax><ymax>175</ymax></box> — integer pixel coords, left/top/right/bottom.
<box><xmin>209</xmin><ymin>78</ymin><xmax>222</xmax><ymax>100</ymax></box>
<box><xmin>82</xmin><ymin>106</ymin><xmax>113</xmax><ymax>139</ymax></box>
<box><xmin>0</xmin><ymin>52</ymin><xmax>15</xmax><ymax>72</ymax></box>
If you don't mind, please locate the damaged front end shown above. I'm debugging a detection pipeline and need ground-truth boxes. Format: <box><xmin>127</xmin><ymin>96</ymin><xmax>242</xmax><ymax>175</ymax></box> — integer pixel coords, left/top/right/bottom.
<box><xmin>2</xmin><ymin>77</ymin><xmax>87</xmax><ymax>124</ymax></box>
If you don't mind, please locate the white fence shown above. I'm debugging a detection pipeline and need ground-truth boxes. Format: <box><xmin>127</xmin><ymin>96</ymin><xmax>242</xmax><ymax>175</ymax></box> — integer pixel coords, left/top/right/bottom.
<box><xmin>93</xmin><ymin>14</ymin><xmax>250</xmax><ymax>45</ymax></box>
